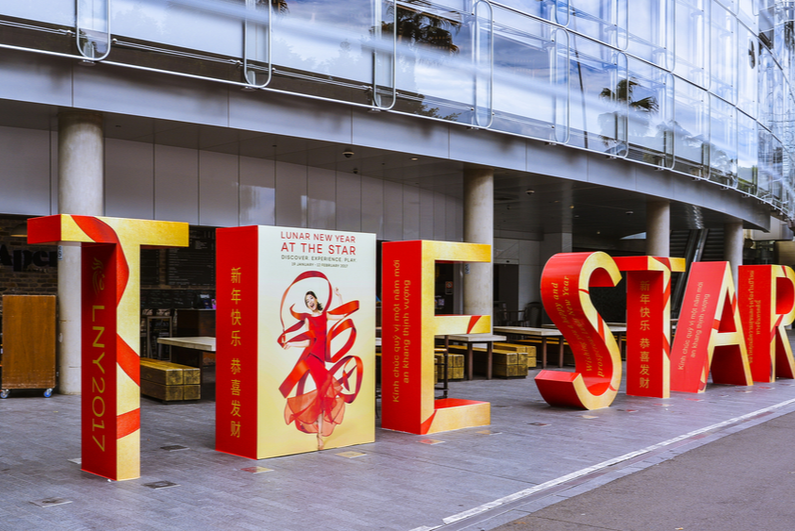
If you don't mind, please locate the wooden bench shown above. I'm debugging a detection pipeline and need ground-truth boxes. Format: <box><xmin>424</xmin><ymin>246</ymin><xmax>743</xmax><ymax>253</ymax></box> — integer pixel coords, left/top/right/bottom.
<box><xmin>140</xmin><ymin>358</ymin><xmax>201</xmax><ymax>402</ymax></box>
<box><xmin>447</xmin><ymin>345</ymin><xmax>529</xmax><ymax>378</ymax></box>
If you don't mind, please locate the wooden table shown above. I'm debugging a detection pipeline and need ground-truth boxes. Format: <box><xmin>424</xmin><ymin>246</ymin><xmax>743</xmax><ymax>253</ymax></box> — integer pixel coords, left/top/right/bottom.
<box><xmin>493</xmin><ymin>326</ymin><xmax>564</xmax><ymax>369</ymax></box>
<box><xmin>497</xmin><ymin>324</ymin><xmax>629</xmax><ymax>368</ymax></box>
<box><xmin>157</xmin><ymin>336</ymin><xmax>216</xmax><ymax>352</ymax></box>
<box><xmin>157</xmin><ymin>336</ymin><xmax>216</xmax><ymax>383</ymax></box>
<box><xmin>446</xmin><ymin>333</ymin><xmax>507</xmax><ymax>380</ymax></box>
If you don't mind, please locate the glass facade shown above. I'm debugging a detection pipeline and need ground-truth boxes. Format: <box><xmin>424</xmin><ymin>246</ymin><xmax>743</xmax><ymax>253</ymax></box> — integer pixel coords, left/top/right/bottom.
<box><xmin>2</xmin><ymin>0</ymin><xmax>795</xmax><ymax>217</ymax></box>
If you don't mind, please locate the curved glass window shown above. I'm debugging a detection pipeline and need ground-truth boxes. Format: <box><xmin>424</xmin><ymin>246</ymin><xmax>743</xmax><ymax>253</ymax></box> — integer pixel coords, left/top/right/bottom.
<box><xmin>567</xmin><ymin>34</ymin><xmax>627</xmax><ymax>155</ymax></box>
<box><xmin>624</xmin><ymin>0</ymin><xmax>672</xmax><ymax>70</ymax></box>
<box><xmin>491</xmin><ymin>7</ymin><xmax>558</xmax><ymax>141</ymax></box>
<box><xmin>626</xmin><ymin>57</ymin><xmax>674</xmax><ymax>168</ymax></box>
<box><xmin>710</xmin><ymin>1</ymin><xmax>737</xmax><ymax>104</ymax></box>
<box><xmin>568</xmin><ymin>0</ymin><xmax>619</xmax><ymax>47</ymax></box>
<box><xmin>111</xmin><ymin>0</ymin><xmax>243</xmax><ymax>58</ymax></box>
<box><xmin>737</xmin><ymin>110</ymin><xmax>758</xmax><ymax>195</ymax></box>
<box><xmin>2</xmin><ymin>2</ymin><xmax>73</xmax><ymax>26</ymax></box>
<box><xmin>737</xmin><ymin>24</ymin><xmax>758</xmax><ymax>115</ymax></box>
<box><xmin>709</xmin><ymin>94</ymin><xmax>738</xmax><ymax>187</ymax></box>
<box><xmin>4</xmin><ymin>0</ymin><xmax>795</xmax><ymax>215</ymax></box>
<box><xmin>674</xmin><ymin>0</ymin><xmax>707</xmax><ymax>87</ymax></box>
<box><xmin>673</xmin><ymin>78</ymin><xmax>708</xmax><ymax>178</ymax></box>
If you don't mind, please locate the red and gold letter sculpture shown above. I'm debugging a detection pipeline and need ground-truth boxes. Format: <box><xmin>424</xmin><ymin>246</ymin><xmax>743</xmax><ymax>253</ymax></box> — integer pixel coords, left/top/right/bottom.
<box><xmin>739</xmin><ymin>265</ymin><xmax>795</xmax><ymax>382</ymax></box>
<box><xmin>381</xmin><ymin>241</ymin><xmax>491</xmax><ymax>434</ymax></box>
<box><xmin>670</xmin><ymin>261</ymin><xmax>753</xmax><ymax>393</ymax></box>
<box><xmin>28</xmin><ymin>215</ymin><xmax>188</xmax><ymax>481</ymax></box>
<box><xmin>614</xmin><ymin>256</ymin><xmax>686</xmax><ymax>398</ymax></box>
<box><xmin>216</xmin><ymin>226</ymin><xmax>375</xmax><ymax>459</ymax></box>
<box><xmin>536</xmin><ymin>252</ymin><xmax>622</xmax><ymax>409</ymax></box>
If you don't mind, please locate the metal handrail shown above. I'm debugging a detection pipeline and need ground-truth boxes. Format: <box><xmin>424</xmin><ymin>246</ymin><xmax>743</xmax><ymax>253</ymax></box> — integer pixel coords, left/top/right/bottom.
<box><xmin>76</xmin><ymin>0</ymin><xmax>112</xmax><ymax>62</ymax></box>
<box><xmin>242</xmin><ymin>0</ymin><xmax>273</xmax><ymax>88</ymax></box>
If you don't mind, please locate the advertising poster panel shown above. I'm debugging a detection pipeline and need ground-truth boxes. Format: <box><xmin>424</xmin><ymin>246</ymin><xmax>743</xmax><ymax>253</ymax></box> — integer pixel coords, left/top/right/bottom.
<box><xmin>217</xmin><ymin>226</ymin><xmax>375</xmax><ymax>459</ymax></box>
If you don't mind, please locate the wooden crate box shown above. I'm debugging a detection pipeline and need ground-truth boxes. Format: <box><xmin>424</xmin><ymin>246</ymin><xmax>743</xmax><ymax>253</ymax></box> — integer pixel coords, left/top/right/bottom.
<box><xmin>434</xmin><ymin>353</ymin><xmax>465</xmax><ymax>380</ymax></box>
<box><xmin>140</xmin><ymin>359</ymin><xmax>201</xmax><ymax>402</ymax></box>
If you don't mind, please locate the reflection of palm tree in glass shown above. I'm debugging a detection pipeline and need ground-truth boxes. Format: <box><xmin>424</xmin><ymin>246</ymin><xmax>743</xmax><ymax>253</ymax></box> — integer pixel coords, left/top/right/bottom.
<box><xmin>381</xmin><ymin>0</ymin><xmax>461</xmax><ymax>53</ymax></box>
<box><xmin>375</xmin><ymin>0</ymin><xmax>462</xmax><ymax>119</ymax></box>
<box><xmin>598</xmin><ymin>79</ymin><xmax>658</xmax><ymax>155</ymax></box>
<box><xmin>256</xmin><ymin>0</ymin><xmax>288</xmax><ymax>14</ymax></box>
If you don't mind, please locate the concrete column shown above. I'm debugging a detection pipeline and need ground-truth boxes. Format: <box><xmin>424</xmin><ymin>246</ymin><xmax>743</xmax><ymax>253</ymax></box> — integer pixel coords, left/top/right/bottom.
<box><xmin>724</xmin><ymin>220</ymin><xmax>744</xmax><ymax>283</ymax></box>
<box><xmin>57</xmin><ymin>110</ymin><xmax>104</xmax><ymax>394</ymax></box>
<box><xmin>646</xmin><ymin>200</ymin><xmax>670</xmax><ymax>257</ymax></box>
<box><xmin>463</xmin><ymin>167</ymin><xmax>493</xmax><ymax>324</ymax></box>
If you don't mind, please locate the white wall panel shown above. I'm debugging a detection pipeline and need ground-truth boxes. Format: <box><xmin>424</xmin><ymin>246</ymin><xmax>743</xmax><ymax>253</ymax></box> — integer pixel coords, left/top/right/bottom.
<box><xmin>494</xmin><ymin>238</ymin><xmax>520</xmax><ymax>263</ymax></box>
<box><xmin>275</xmin><ymin>161</ymin><xmax>307</xmax><ymax>228</ymax></box>
<box><xmin>239</xmin><ymin>156</ymin><xmax>275</xmax><ymax>226</ymax></box>
<box><xmin>50</xmin><ymin>131</ymin><xmax>58</xmax><ymax>215</ymax></box>
<box><xmin>419</xmin><ymin>189</ymin><xmax>434</xmax><ymax>240</ymax></box>
<box><xmin>199</xmin><ymin>151</ymin><xmax>239</xmax><ymax>227</ymax></box>
<box><xmin>518</xmin><ymin>264</ymin><xmax>541</xmax><ymax>310</ymax></box>
<box><xmin>361</xmin><ymin>176</ymin><xmax>383</xmax><ymax>238</ymax></box>
<box><xmin>336</xmin><ymin>172</ymin><xmax>361</xmax><ymax>232</ymax></box>
<box><xmin>383</xmin><ymin>181</ymin><xmax>403</xmax><ymax>241</ymax></box>
<box><xmin>155</xmin><ymin>145</ymin><xmax>199</xmax><ymax>224</ymax></box>
<box><xmin>433</xmin><ymin>192</ymin><xmax>447</xmax><ymax>240</ymax></box>
<box><xmin>455</xmin><ymin>196</ymin><xmax>463</xmax><ymax>241</ymax></box>
<box><xmin>105</xmin><ymin>139</ymin><xmax>154</xmax><ymax>219</ymax></box>
<box><xmin>445</xmin><ymin>195</ymin><xmax>457</xmax><ymax>241</ymax></box>
<box><xmin>519</xmin><ymin>240</ymin><xmax>541</xmax><ymax>266</ymax></box>
<box><xmin>402</xmin><ymin>185</ymin><xmax>420</xmax><ymax>240</ymax></box>
<box><xmin>308</xmin><ymin>167</ymin><xmax>336</xmax><ymax>229</ymax></box>
<box><xmin>0</xmin><ymin>127</ymin><xmax>51</xmax><ymax>216</ymax></box>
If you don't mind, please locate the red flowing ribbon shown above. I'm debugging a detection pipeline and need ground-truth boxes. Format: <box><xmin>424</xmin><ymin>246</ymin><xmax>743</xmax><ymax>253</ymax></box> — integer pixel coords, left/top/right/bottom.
<box><xmin>72</xmin><ymin>216</ymin><xmax>141</xmax><ymax>438</ymax></box>
<box><xmin>277</xmin><ymin>271</ymin><xmax>363</xmax><ymax>403</ymax></box>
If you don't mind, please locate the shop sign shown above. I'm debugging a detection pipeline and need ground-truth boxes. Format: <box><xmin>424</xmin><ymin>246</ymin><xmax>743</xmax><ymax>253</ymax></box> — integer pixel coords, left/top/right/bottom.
<box><xmin>0</xmin><ymin>244</ymin><xmax>57</xmax><ymax>272</ymax></box>
<box><xmin>215</xmin><ymin>226</ymin><xmax>376</xmax><ymax>459</ymax></box>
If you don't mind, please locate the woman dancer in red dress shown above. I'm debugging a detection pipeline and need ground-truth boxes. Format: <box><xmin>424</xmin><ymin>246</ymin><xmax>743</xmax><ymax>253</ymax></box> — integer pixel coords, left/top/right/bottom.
<box><xmin>278</xmin><ymin>272</ymin><xmax>362</xmax><ymax>450</ymax></box>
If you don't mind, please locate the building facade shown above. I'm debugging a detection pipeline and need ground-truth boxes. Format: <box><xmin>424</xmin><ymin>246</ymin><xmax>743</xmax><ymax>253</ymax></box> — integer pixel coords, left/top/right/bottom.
<box><xmin>1</xmin><ymin>0</ymin><xmax>794</xmax><ymax>391</ymax></box>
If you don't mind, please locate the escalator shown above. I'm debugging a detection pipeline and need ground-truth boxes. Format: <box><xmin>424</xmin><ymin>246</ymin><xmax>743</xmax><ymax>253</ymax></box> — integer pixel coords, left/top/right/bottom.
<box><xmin>670</xmin><ymin>228</ymin><xmax>725</xmax><ymax>319</ymax></box>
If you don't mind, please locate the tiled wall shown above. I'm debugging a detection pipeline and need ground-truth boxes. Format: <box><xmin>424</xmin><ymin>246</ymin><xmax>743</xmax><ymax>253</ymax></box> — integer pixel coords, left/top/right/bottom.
<box><xmin>0</xmin><ymin>126</ymin><xmax>464</xmax><ymax>241</ymax></box>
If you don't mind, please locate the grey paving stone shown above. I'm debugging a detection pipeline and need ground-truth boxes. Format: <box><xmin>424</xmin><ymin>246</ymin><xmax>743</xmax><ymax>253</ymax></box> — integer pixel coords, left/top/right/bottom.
<box><xmin>3</xmin><ymin>365</ymin><xmax>795</xmax><ymax>530</ymax></box>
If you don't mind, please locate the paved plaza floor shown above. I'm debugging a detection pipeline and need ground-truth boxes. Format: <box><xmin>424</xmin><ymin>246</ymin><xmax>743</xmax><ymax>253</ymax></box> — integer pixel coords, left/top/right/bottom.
<box><xmin>3</xmin><ymin>363</ymin><xmax>795</xmax><ymax>530</ymax></box>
